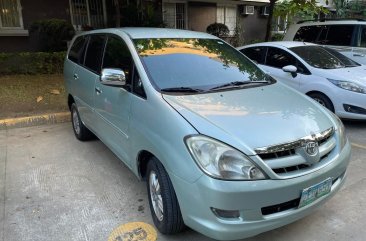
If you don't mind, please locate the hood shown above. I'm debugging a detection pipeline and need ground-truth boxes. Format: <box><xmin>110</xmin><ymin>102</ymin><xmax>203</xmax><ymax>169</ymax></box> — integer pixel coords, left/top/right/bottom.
<box><xmin>319</xmin><ymin>65</ymin><xmax>366</xmax><ymax>86</ymax></box>
<box><xmin>163</xmin><ymin>83</ymin><xmax>334</xmax><ymax>155</ymax></box>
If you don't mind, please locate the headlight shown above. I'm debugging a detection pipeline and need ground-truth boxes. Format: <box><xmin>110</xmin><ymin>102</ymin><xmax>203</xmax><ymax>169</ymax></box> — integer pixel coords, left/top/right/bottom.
<box><xmin>185</xmin><ymin>135</ymin><xmax>266</xmax><ymax>180</ymax></box>
<box><xmin>328</xmin><ymin>79</ymin><xmax>366</xmax><ymax>94</ymax></box>
<box><xmin>333</xmin><ymin>113</ymin><xmax>347</xmax><ymax>149</ymax></box>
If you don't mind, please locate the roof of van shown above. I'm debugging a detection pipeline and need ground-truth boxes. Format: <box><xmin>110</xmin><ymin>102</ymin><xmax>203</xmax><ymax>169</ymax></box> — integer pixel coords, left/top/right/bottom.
<box><xmin>77</xmin><ymin>27</ymin><xmax>217</xmax><ymax>39</ymax></box>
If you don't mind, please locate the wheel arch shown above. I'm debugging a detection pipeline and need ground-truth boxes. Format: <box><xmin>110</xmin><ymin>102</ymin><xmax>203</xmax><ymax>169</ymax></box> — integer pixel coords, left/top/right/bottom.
<box><xmin>137</xmin><ymin>150</ymin><xmax>156</xmax><ymax>181</ymax></box>
<box><xmin>68</xmin><ymin>94</ymin><xmax>75</xmax><ymax>111</ymax></box>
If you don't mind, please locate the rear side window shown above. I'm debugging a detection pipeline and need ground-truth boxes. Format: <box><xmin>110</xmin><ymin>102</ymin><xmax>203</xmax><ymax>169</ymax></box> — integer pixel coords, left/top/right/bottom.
<box><xmin>318</xmin><ymin>25</ymin><xmax>354</xmax><ymax>46</ymax></box>
<box><xmin>84</xmin><ymin>35</ymin><xmax>106</xmax><ymax>73</ymax></box>
<box><xmin>294</xmin><ymin>25</ymin><xmax>322</xmax><ymax>42</ymax></box>
<box><xmin>68</xmin><ymin>36</ymin><xmax>87</xmax><ymax>64</ymax></box>
<box><xmin>240</xmin><ymin>47</ymin><xmax>266</xmax><ymax>64</ymax></box>
<box><xmin>359</xmin><ymin>26</ymin><xmax>366</xmax><ymax>47</ymax></box>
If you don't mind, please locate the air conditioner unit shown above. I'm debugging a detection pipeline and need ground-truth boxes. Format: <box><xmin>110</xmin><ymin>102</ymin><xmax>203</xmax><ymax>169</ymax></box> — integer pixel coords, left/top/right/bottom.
<box><xmin>242</xmin><ymin>6</ymin><xmax>254</xmax><ymax>15</ymax></box>
<box><xmin>261</xmin><ymin>6</ymin><xmax>270</xmax><ymax>16</ymax></box>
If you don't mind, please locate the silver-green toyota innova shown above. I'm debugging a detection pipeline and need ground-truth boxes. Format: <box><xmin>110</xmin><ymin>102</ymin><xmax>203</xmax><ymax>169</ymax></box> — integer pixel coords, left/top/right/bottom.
<box><xmin>64</xmin><ymin>28</ymin><xmax>351</xmax><ymax>240</ymax></box>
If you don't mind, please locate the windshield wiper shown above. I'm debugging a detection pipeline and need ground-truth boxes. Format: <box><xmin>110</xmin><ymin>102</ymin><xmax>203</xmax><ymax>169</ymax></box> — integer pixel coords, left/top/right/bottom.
<box><xmin>161</xmin><ymin>87</ymin><xmax>205</xmax><ymax>93</ymax></box>
<box><xmin>210</xmin><ymin>80</ymin><xmax>269</xmax><ymax>91</ymax></box>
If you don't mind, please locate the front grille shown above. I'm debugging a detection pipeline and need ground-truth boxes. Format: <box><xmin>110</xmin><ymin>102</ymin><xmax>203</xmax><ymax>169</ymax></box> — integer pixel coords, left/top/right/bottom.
<box><xmin>255</xmin><ymin>127</ymin><xmax>336</xmax><ymax>177</ymax></box>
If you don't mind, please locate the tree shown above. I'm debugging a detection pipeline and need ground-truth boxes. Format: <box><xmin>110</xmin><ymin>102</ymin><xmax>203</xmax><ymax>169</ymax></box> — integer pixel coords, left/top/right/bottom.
<box><xmin>265</xmin><ymin>0</ymin><xmax>329</xmax><ymax>41</ymax></box>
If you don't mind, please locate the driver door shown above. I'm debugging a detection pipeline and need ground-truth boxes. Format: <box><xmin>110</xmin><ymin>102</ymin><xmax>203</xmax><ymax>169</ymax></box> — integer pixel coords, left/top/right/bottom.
<box><xmin>260</xmin><ymin>47</ymin><xmax>306</xmax><ymax>90</ymax></box>
<box><xmin>93</xmin><ymin>35</ymin><xmax>134</xmax><ymax>165</ymax></box>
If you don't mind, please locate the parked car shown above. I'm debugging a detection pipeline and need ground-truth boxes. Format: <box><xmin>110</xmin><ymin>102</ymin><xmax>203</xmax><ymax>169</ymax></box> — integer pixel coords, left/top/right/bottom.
<box><xmin>283</xmin><ymin>19</ymin><xmax>366</xmax><ymax>64</ymax></box>
<box><xmin>64</xmin><ymin>28</ymin><xmax>351</xmax><ymax>240</ymax></box>
<box><xmin>238</xmin><ymin>41</ymin><xmax>366</xmax><ymax>120</ymax></box>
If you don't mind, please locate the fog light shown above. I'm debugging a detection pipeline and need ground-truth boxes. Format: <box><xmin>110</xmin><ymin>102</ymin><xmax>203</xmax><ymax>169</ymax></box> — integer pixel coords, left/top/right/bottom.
<box><xmin>343</xmin><ymin>104</ymin><xmax>366</xmax><ymax>115</ymax></box>
<box><xmin>211</xmin><ymin>208</ymin><xmax>240</xmax><ymax>219</ymax></box>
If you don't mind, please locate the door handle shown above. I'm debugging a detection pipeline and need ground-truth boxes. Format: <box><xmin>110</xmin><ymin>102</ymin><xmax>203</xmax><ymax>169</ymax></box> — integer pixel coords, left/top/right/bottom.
<box><xmin>95</xmin><ymin>87</ymin><xmax>102</xmax><ymax>95</ymax></box>
<box><xmin>353</xmin><ymin>53</ymin><xmax>365</xmax><ymax>57</ymax></box>
<box><xmin>73</xmin><ymin>73</ymin><xmax>79</xmax><ymax>80</ymax></box>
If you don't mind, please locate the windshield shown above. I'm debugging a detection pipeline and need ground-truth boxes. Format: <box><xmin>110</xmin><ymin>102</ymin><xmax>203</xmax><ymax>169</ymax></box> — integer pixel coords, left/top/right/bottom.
<box><xmin>290</xmin><ymin>46</ymin><xmax>360</xmax><ymax>69</ymax></box>
<box><xmin>133</xmin><ymin>38</ymin><xmax>272</xmax><ymax>93</ymax></box>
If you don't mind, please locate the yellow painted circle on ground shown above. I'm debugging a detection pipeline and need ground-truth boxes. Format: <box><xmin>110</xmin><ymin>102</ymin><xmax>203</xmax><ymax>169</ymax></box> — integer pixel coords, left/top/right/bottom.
<box><xmin>108</xmin><ymin>222</ymin><xmax>157</xmax><ymax>241</ymax></box>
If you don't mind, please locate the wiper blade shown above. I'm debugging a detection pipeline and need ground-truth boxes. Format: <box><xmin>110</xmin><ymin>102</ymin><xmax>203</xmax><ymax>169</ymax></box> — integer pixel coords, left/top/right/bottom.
<box><xmin>161</xmin><ymin>87</ymin><xmax>205</xmax><ymax>93</ymax></box>
<box><xmin>210</xmin><ymin>80</ymin><xmax>269</xmax><ymax>90</ymax></box>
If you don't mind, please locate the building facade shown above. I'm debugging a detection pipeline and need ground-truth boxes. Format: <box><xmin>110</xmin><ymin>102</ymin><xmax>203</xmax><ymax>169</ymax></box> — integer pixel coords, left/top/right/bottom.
<box><xmin>0</xmin><ymin>0</ymin><xmax>269</xmax><ymax>52</ymax></box>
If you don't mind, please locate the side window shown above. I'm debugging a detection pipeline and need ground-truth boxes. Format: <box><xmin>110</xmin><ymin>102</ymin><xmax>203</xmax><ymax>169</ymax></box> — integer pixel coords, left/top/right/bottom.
<box><xmin>68</xmin><ymin>36</ymin><xmax>87</xmax><ymax>64</ymax></box>
<box><xmin>240</xmin><ymin>47</ymin><xmax>266</xmax><ymax>64</ymax></box>
<box><xmin>84</xmin><ymin>35</ymin><xmax>106</xmax><ymax>73</ymax></box>
<box><xmin>294</xmin><ymin>25</ymin><xmax>322</xmax><ymax>42</ymax></box>
<box><xmin>265</xmin><ymin>47</ymin><xmax>297</xmax><ymax>69</ymax></box>
<box><xmin>319</xmin><ymin>25</ymin><xmax>354</xmax><ymax>46</ymax></box>
<box><xmin>359</xmin><ymin>26</ymin><xmax>366</xmax><ymax>47</ymax></box>
<box><xmin>103</xmin><ymin>36</ymin><xmax>133</xmax><ymax>84</ymax></box>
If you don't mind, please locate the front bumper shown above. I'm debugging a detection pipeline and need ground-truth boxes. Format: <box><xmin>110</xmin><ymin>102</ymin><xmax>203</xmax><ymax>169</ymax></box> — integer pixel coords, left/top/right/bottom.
<box><xmin>333</xmin><ymin>89</ymin><xmax>366</xmax><ymax>120</ymax></box>
<box><xmin>170</xmin><ymin>141</ymin><xmax>351</xmax><ymax>240</ymax></box>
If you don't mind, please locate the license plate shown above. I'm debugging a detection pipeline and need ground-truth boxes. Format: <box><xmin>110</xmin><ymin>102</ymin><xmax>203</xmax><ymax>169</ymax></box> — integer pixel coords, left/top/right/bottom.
<box><xmin>298</xmin><ymin>178</ymin><xmax>332</xmax><ymax>208</ymax></box>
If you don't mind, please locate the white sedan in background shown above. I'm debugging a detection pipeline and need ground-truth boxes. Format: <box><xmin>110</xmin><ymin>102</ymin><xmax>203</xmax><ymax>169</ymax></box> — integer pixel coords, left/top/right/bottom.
<box><xmin>237</xmin><ymin>41</ymin><xmax>366</xmax><ymax>120</ymax></box>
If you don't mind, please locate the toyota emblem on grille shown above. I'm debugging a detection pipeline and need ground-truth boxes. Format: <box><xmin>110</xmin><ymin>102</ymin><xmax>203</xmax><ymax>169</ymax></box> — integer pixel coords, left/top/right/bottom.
<box><xmin>305</xmin><ymin>141</ymin><xmax>318</xmax><ymax>156</ymax></box>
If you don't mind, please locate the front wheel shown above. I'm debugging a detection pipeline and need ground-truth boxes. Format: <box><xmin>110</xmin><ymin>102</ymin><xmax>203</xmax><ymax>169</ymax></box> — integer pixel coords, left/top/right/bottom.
<box><xmin>146</xmin><ymin>157</ymin><xmax>185</xmax><ymax>234</ymax></box>
<box><xmin>308</xmin><ymin>92</ymin><xmax>335</xmax><ymax>112</ymax></box>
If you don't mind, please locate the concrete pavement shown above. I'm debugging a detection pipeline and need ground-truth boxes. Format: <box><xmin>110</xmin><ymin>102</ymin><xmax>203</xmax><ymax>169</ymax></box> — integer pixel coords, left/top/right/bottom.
<box><xmin>0</xmin><ymin>122</ymin><xmax>365</xmax><ymax>241</ymax></box>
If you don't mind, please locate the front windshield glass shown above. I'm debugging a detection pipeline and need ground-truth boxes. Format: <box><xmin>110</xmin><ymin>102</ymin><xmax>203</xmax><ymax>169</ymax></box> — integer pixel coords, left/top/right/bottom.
<box><xmin>290</xmin><ymin>46</ymin><xmax>360</xmax><ymax>69</ymax></box>
<box><xmin>133</xmin><ymin>38</ymin><xmax>271</xmax><ymax>92</ymax></box>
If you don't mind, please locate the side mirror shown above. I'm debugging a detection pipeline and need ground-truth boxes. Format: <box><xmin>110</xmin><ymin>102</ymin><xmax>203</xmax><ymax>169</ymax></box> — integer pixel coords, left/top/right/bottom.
<box><xmin>282</xmin><ymin>65</ymin><xmax>298</xmax><ymax>78</ymax></box>
<box><xmin>100</xmin><ymin>68</ymin><xmax>126</xmax><ymax>87</ymax></box>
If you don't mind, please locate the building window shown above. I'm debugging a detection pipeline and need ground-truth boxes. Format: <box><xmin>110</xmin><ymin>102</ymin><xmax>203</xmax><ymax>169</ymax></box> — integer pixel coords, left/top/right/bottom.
<box><xmin>217</xmin><ymin>5</ymin><xmax>237</xmax><ymax>36</ymax></box>
<box><xmin>0</xmin><ymin>0</ymin><xmax>23</xmax><ymax>29</ymax></box>
<box><xmin>163</xmin><ymin>2</ymin><xmax>186</xmax><ymax>29</ymax></box>
<box><xmin>272</xmin><ymin>16</ymin><xmax>287</xmax><ymax>33</ymax></box>
<box><xmin>69</xmin><ymin>0</ymin><xmax>106</xmax><ymax>30</ymax></box>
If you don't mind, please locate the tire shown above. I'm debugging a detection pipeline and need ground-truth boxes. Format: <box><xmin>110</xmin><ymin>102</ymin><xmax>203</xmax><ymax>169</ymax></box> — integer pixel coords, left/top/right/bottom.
<box><xmin>70</xmin><ymin>103</ymin><xmax>93</xmax><ymax>141</ymax></box>
<box><xmin>146</xmin><ymin>157</ymin><xmax>185</xmax><ymax>234</ymax></box>
<box><xmin>308</xmin><ymin>92</ymin><xmax>335</xmax><ymax>112</ymax></box>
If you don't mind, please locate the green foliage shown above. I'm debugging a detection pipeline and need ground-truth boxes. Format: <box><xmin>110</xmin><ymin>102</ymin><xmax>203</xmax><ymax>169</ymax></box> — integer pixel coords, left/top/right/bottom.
<box><xmin>120</xmin><ymin>1</ymin><xmax>164</xmax><ymax>27</ymax></box>
<box><xmin>333</xmin><ymin>0</ymin><xmax>366</xmax><ymax>18</ymax></box>
<box><xmin>206</xmin><ymin>23</ymin><xmax>230</xmax><ymax>38</ymax></box>
<box><xmin>274</xmin><ymin>0</ymin><xmax>329</xmax><ymax>31</ymax></box>
<box><xmin>30</xmin><ymin>19</ymin><xmax>75</xmax><ymax>52</ymax></box>
<box><xmin>271</xmin><ymin>33</ymin><xmax>285</xmax><ymax>41</ymax></box>
<box><xmin>0</xmin><ymin>52</ymin><xmax>66</xmax><ymax>75</ymax></box>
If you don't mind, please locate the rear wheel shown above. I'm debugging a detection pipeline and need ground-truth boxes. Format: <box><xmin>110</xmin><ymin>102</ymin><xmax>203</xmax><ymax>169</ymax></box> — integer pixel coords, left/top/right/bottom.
<box><xmin>146</xmin><ymin>157</ymin><xmax>185</xmax><ymax>234</ymax></box>
<box><xmin>308</xmin><ymin>92</ymin><xmax>334</xmax><ymax>112</ymax></box>
<box><xmin>71</xmin><ymin>103</ymin><xmax>93</xmax><ymax>141</ymax></box>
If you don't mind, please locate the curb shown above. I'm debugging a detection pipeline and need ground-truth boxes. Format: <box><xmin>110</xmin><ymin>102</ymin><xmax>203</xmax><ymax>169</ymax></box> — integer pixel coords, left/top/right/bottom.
<box><xmin>0</xmin><ymin>112</ymin><xmax>71</xmax><ymax>130</ymax></box>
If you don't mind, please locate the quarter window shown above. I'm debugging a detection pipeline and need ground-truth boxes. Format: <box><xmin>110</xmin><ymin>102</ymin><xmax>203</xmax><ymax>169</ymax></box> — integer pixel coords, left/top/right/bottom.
<box><xmin>68</xmin><ymin>36</ymin><xmax>88</xmax><ymax>64</ymax></box>
<box><xmin>84</xmin><ymin>35</ymin><xmax>105</xmax><ymax>73</ymax></box>
<box><xmin>0</xmin><ymin>0</ymin><xmax>23</xmax><ymax>29</ymax></box>
<box><xmin>240</xmin><ymin>47</ymin><xmax>266</xmax><ymax>64</ymax></box>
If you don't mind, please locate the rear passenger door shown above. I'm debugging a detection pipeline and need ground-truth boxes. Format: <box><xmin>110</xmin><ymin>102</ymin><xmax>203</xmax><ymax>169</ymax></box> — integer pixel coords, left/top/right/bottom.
<box><xmin>73</xmin><ymin>34</ymin><xmax>106</xmax><ymax>129</ymax></box>
<box><xmin>93</xmin><ymin>35</ymin><xmax>134</xmax><ymax>165</ymax></box>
